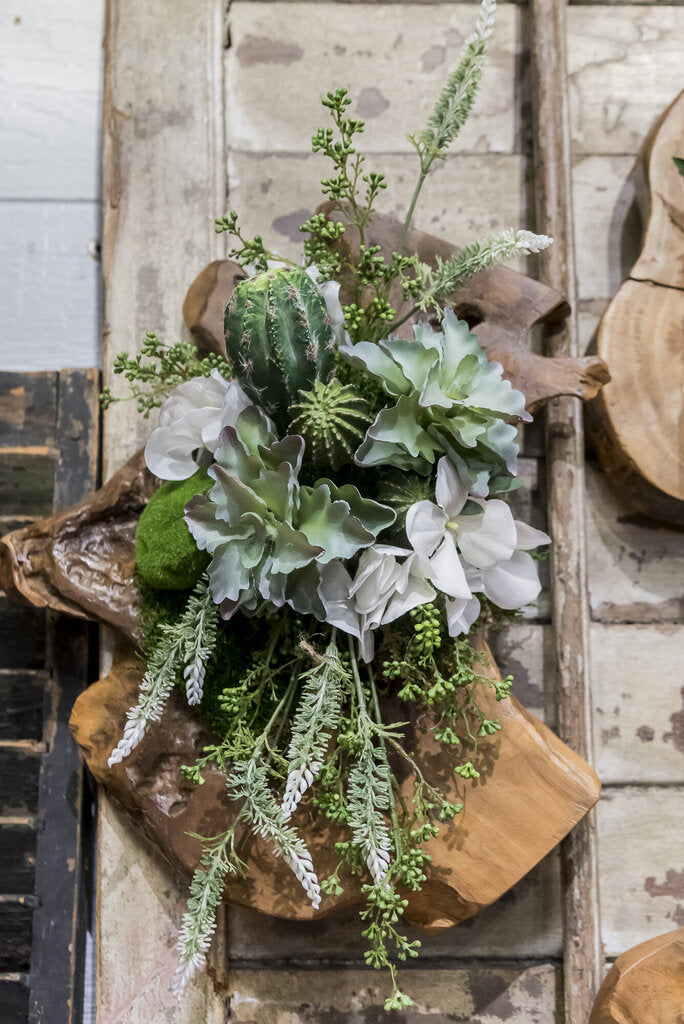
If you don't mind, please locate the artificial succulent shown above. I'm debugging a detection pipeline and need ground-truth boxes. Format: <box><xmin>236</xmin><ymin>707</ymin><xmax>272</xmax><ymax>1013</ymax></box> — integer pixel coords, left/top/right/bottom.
<box><xmin>184</xmin><ymin>407</ymin><xmax>395</xmax><ymax>619</ymax></box>
<box><xmin>339</xmin><ymin>309</ymin><xmax>530</xmax><ymax>489</ymax></box>
<box><xmin>288</xmin><ymin>378</ymin><xmax>372</xmax><ymax>470</ymax></box>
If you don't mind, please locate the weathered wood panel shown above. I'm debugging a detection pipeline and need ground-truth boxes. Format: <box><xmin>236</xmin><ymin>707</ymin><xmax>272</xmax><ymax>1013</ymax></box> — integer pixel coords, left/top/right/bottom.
<box><xmin>226</xmin><ymin>3</ymin><xmax>520</xmax><ymax>156</ymax></box>
<box><xmin>0</xmin><ymin>375</ymin><xmax>58</xmax><ymax>450</ymax></box>
<box><xmin>0</xmin><ymin>0</ymin><xmax>103</xmax><ymax>201</ymax></box>
<box><xmin>0</xmin><ymin>901</ymin><xmax>34</xmax><ymax>973</ymax></box>
<box><xmin>227</xmin><ymin>853</ymin><xmax>562</xmax><ymax>962</ymax></box>
<box><xmin>567</xmin><ymin>6</ymin><xmax>684</xmax><ymax>156</ymax></box>
<box><xmin>598</xmin><ymin>788</ymin><xmax>684</xmax><ymax>955</ymax></box>
<box><xmin>101</xmin><ymin>0</ymin><xmax>226</xmax><ymax>478</ymax></box>
<box><xmin>226</xmin><ymin>963</ymin><xmax>561</xmax><ymax>1023</ymax></box>
<box><xmin>227</xmin><ymin>152</ymin><xmax>525</xmax><ymax>265</ymax></box>
<box><xmin>592</xmin><ymin>624</ymin><xmax>684</xmax><ymax>784</ymax></box>
<box><xmin>99</xmin><ymin>0</ymin><xmax>228</xmax><ymax>1020</ymax></box>
<box><xmin>0</xmin><ymin>671</ymin><xmax>46</xmax><ymax>741</ymax></box>
<box><xmin>0</xmin><ymin>202</ymin><xmax>101</xmax><ymax>373</ymax></box>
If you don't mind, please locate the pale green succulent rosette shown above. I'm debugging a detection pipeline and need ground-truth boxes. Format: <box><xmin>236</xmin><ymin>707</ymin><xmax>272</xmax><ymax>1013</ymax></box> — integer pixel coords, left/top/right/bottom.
<box><xmin>184</xmin><ymin>407</ymin><xmax>395</xmax><ymax>619</ymax></box>
<box><xmin>339</xmin><ymin>309</ymin><xmax>531</xmax><ymax>487</ymax></box>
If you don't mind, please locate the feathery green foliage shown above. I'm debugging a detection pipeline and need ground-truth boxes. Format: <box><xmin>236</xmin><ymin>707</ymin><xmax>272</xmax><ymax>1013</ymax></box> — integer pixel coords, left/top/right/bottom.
<box><xmin>282</xmin><ymin>638</ymin><xmax>348</xmax><ymax>819</ymax></box>
<box><xmin>99</xmin><ymin>331</ymin><xmax>232</xmax><ymax>416</ymax></box>
<box><xmin>109</xmin><ymin>575</ymin><xmax>218</xmax><ymax>766</ymax></box>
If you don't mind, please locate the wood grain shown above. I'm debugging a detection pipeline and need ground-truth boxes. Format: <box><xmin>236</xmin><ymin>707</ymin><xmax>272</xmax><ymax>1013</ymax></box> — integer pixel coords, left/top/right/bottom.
<box><xmin>588</xmin><ymin>91</ymin><xmax>684</xmax><ymax>526</ymax></box>
<box><xmin>531</xmin><ymin>1</ymin><xmax>603</xmax><ymax>1020</ymax></box>
<box><xmin>99</xmin><ymin>1</ymin><xmax>228</xmax><ymax>1019</ymax></box>
<box><xmin>589</xmin><ymin>927</ymin><xmax>684</xmax><ymax>1023</ymax></box>
<box><xmin>70</xmin><ymin>645</ymin><xmax>599</xmax><ymax>928</ymax></box>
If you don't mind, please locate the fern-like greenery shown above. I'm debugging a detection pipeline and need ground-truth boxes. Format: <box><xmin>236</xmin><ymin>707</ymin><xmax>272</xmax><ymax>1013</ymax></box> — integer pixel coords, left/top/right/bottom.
<box><xmin>282</xmin><ymin>638</ymin><xmax>347</xmax><ymax>820</ymax></box>
<box><xmin>108</xmin><ymin>575</ymin><xmax>217</xmax><ymax>766</ymax></box>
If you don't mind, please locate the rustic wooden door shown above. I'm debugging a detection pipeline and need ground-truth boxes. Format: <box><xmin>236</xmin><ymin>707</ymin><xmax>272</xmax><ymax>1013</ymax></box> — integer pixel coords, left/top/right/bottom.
<box><xmin>98</xmin><ymin>2</ymin><xmax>684</xmax><ymax>1022</ymax></box>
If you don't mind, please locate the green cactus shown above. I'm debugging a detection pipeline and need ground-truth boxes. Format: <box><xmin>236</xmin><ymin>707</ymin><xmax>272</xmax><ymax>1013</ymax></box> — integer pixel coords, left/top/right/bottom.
<box><xmin>224</xmin><ymin>267</ymin><xmax>335</xmax><ymax>427</ymax></box>
<box><xmin>289</xmin><ymin>378</ymin><xmax>371</xmax><ymax>471</ymax></box>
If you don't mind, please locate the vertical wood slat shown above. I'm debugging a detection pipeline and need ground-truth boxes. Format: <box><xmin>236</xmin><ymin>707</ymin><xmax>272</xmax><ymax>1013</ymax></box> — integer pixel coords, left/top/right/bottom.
<box><xmin>100</xmin><ymin>2</ymin><xmax>227</xmax><ymax>1020</ymax></box>
<box><xmin>29</xmin><ymin>369</ymin><xmax>100</xmax><ymax>1024</ymax></box>
<box><xmin>530</xmin><ymin>3</ymin><xmax>603</xmax><ymax>1022</ymax></box>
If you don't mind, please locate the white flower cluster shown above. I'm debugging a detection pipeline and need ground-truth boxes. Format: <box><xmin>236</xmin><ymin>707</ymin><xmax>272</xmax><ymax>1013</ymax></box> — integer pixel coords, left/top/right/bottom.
<box><xmin>318</xmin><ymin>455</ymin><xmax>548</xmax><ymax>662</ymax></box>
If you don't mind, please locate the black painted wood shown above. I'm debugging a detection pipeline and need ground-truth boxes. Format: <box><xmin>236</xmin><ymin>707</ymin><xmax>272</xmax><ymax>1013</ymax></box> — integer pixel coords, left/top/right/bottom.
<box><xmin>0</xmin><ymin>600</ymin><xmax>47</xmax><ymax>671</ymax></box>
<box><xmin>0</xmin><ymin>368</ymin><xmax>100</xmax><ymax>1024</ymax></box>
<box><xmin>0</xmin><ymin>901</ymin><xmax>35</xmax><ymax>973</ymax></box>
<box><xmin>0</xmin><ymin>751</ymin><xmax>41</xmax><ymax>817</ymax></box>
<box><xmin>0</xmin><ymin>976</ymin><xmax>30</xmax><ymax>1022</ymax></box>
<box><xmin>27</xmin><ymin>369</ymin><xmax>99</xmax><ymax>1024</ymax></box>
<box><xmin>0</xmin><ymin>672</ymin><xmax>46</xmax><ymax>741</ymax></box>
<box><xmin>0</xmin><ymin>374</ymin><xmax>58</xmax><ymax>450</ymax></box>
<box><xmin>0</xmin><ymin>827</ymin><xmax>37</xmax><ymax>894</ymax></box>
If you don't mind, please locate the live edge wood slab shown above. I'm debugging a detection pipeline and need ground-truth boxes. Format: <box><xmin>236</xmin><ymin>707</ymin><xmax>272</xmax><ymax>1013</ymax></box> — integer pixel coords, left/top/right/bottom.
<box><xmin>589</xmin><ymin>927</ymin><xmax>684</xmax><ymax>1024</ymax></box>
<box><xmin>69</xmin><ymin>644</ymin><xmax>599</xmax><ymax>927</ymax></box>
<box><xmin>588</xmin><ymin>90</ymin><xmax>684</xmax><ymax>528</ymax></box>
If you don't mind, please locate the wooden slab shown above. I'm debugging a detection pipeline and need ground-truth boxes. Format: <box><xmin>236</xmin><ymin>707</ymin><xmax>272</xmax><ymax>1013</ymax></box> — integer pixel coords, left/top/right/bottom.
<box><xmin>590</xmin><ymin>927</ymin><xmax>684</xmax><ymax>1024</ymax></box>
<box><xmin>69</xmin><ymin>645</ymin><xmax>599</xmax><ymax>928</ymax></box>
<box><xmin>588</xmin><ymin>91</ymin><xmax>684</xmax><ymax>526</ymax></box>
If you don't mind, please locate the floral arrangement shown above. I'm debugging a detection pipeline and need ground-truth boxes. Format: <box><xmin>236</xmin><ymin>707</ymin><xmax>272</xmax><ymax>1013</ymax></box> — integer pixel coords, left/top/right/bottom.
<box><xmin>101</xmin><ymin>0</ymin><xmax>552</xmax><ymax>1010</ymax></box>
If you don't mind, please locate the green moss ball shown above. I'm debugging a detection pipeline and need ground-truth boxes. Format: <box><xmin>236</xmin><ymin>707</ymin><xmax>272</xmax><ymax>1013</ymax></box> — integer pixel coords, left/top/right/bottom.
<box><xmin>136</xmin><ymin>469</ymin><xmax>212</xmax><ymax>590</ymax></box>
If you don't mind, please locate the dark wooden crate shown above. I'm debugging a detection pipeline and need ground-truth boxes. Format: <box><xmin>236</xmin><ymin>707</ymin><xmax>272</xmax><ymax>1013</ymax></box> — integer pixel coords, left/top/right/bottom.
<box><xmin>0</xmin><ymin>369</ymin><xmax>99</xmax><ymax>1024</ymax></box>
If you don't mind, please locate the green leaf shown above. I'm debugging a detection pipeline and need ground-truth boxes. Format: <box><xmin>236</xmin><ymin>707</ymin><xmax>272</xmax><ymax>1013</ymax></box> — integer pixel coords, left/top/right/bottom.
<box><xmin>298</xmin><ymin>483</ymin><xmax>376</xmax><ymax>562</ymax></box>
<box><xmin>674</xmin><ymin>156</ymin><xmax>684</xmax><ymax>176</ymax></box>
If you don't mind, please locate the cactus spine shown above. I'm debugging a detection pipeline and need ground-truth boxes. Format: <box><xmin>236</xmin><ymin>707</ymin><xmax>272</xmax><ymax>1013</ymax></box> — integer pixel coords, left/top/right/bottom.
<box><xmin>289</xmin><ymin>378</ymin><xmax>371</xmax><ymax>470</ymax></box>
<box><xmin>224</xmin><ymin>267</ymin><xmax>335</xmax><ymax>427</ymax></box>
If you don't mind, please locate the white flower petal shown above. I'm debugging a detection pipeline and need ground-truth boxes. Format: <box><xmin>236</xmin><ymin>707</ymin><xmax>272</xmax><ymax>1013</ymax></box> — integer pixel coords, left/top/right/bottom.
<box><xmin>457</xmin><ymin>499</ymin><xmax>517</xmax><ymax>569</ymax></box>
<box><xmin>435</xmin><ymin>456</ymin><xmax>468</xmax><ymax>519</ymax></box>
<box><xmin>480</xmin><ymin>551</ymin><xmax>542</xmax><ymax>610</ymax></box>
<box><xmin>445</xmin><ymin>594</ymin><xmax>481</xmax><ymax>636</ymax></box>
<box><xmin>381</xmin><ymin>555</ymin><xmax>436</xmax><ymax>624</ymax></box>
<box><xmin>427</xmin><ymin>535</ymin><xmax>471</xmax><ymax>599</ymax></box>
<box><xmin>515</xmin><ymin>520</ymin><xmax>551</xmax><ymax>551</ymax></box>
<box><xmin>317</xmin><ymin>561</ymin><xmax>362</xmax><ymax>640</ymax></box>
<box><xmin>406</xmin><ymin>501</ymin><xmax>448</xmax><ymax>557</ymax></box>
<box><xmin>144</xmin><ymin>410</ymin><xmax>209</xmax><ymax>480</ymax></box>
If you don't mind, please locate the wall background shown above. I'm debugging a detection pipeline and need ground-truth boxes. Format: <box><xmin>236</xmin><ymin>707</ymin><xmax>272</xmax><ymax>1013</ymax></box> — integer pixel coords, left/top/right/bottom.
<box><xmin>0</xmin><ymin>0</ymin><xmax>104</xmax><ymax>372</ymax></box>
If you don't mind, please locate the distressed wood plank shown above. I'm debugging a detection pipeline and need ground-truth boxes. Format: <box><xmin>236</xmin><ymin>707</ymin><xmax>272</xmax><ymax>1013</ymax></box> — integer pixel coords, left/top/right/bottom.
<box><xmin>227</xmin><ymin>963</ymin><xmax>561</xmax><ymax>1023</ymax></box>
<box><xmin>227</xmin><ymin>151</ymin><xmax>525</xmax><ymax>263</ymax></box>
<box><xmin>598</xmin><ymin>788</ymin><xmax>684</xmax><ymax>955</ymax></box>
<box><xmin>0</xmin><ymin>598</ymin><xmax>47</xmax><ymax>671</ymax></box>
<box><xmin>0</xmin><ymin>202</ymin><xmax>101</xmax><ymax>373</ymax></box>
<box><xmin>0</xmin><ymin>670</ymin><xmax>46</xmax><ymax>741</ymax></box>
<box><xmin>592</xmin><ymin>624</ymin><xmax>684</xmax><ymax>785</ymax></box>
<box><xmin>0</xmin><ymin>750</ymin><xmax>40</xmax><ymax>817</ymax></box>
<box><xmin>0</xmin><ymin>826</ymin><xmax>37</xmax><ymax>894</ymax></box>
<box><xmin>0</xmin><ymin>902</ymin><xmax>34</xmax><ymax>973</ymax></box>
<box><xmin>225</xmin><ymin>2</ymin><xmax>520</xmax><ymax>156</ymax></box>
<box><xmin>227</xmin><ymin>854</ymin><xmax>562</xmax><ymax>962</ymax></box>
<box><xmin>0</xmin><ymin>454</ymin><xmax>55</xmax><ymax>518</ymax></box>
<box><xmin>531</xmin><ymin>2</ymin><xmax>603</xmax><ymax>1020</ymax></box>
<box><xmin>585</xmin><ymin>463</ymin><xmax>684</xmax><ymax>623</ymax></box>
<box><xmin>0</xmin><ymin>374</ymin><xmax>58</xmax><ymax>450</ymax></box>
<box><xmin>567</xmin><ymin>6</ymin><xmax>684</xmax><ymax>156</ymax></box>
<box><xmin>571</xmin><ymin>155</ymin><xmax>643</xmax><ymax>303</ymax></box>
<box><xmin>0</xmin><ymin>1</ymin><xmax>103</xmax><ymax>201</ymax></box>
<box><xmin>99</xmin><ymin>1</ymin><xmax>228</xmax><ymax>1020</ymax></box>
